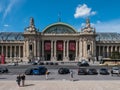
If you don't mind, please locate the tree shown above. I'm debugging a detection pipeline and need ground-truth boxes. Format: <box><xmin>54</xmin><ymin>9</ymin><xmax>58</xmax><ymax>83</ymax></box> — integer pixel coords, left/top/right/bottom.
<box><xmin>110</xmin><ymin>51</ymin><xmax>120</xmax><ymax>59</ymax></box>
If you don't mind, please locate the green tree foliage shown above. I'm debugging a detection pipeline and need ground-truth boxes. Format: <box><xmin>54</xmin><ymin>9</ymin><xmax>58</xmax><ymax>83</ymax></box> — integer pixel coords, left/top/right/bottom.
<box><xmin>110</xmin><ymin>52</ymin><xmax>120</xmax><ymax>59</ymax></box>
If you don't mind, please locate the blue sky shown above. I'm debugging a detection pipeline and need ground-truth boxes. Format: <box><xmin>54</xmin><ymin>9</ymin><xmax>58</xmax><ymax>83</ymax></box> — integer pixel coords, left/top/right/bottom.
<box><xmin>0</xmin><ymin>0</ymin><xmax>120</xmax><ymax>32</ymax></box>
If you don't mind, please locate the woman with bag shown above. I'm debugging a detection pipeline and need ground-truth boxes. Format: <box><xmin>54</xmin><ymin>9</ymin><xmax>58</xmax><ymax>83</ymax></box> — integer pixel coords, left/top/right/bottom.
<box><xmin>16</xmin><ymin>74</ymin><xmax>21</xmax><ymax>87</ymax></box>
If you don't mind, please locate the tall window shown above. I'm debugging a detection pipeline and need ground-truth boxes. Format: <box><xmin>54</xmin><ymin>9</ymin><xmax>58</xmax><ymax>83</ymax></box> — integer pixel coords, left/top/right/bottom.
<box><xmin>87</xmin><ymin>45</ymin><xmax>90</xmax><ymax>50</ymax></box>
<box><xmin>29</xmin><ymin>44</ymin><xmax>32</xmax><ymax>51</ymax></box>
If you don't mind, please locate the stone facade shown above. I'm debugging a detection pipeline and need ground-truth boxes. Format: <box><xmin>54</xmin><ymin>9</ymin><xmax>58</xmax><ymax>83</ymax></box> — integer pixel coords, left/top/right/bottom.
<box><xmin>0</xmin><ymin>18</ymin><xmax>120</xmax><ymax>63</ymax></box>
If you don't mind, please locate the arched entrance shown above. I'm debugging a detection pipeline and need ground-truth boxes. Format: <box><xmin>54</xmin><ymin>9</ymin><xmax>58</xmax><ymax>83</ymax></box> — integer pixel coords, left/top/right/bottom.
<box><xmin>44</xmin><ymin>41</ymin><xmax>51</xmax><ymax>61</ymax></box>
<box><xmin>56</xmin><ymin>41</ymin><xmax>63</xmax><ymax>61</ymax></box>
<box><xmin>69</xmin><ymin>41</ymin><xmax>75</xmax><ymax>61</ymax></box>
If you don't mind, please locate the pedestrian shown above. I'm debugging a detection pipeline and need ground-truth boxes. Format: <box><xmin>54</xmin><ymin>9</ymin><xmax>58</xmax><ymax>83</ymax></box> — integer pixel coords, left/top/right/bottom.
<box><xmin>16</xmin><ymin>74</ymin><xmax>21</xmax><ymax>87</ymax></box>
<box><xmin>45</xmin><ymin>70</ymin><xmax>49</xmax><ymax>80</ymax></box>
<box><xmin>70</xmin><ymin>70</ymin><xmax>73</xmax><ymax>81</ymax></box>
<box><xmin>21</xmin><ymin>74</ymin><xmax>26</xmax><ymax>87</ymax></box>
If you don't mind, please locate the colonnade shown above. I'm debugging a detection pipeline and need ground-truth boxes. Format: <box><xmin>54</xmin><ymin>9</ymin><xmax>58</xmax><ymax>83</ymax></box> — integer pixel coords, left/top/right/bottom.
<box><xmin>36</xmin><ymin>39</ymin><xmax>87</xmax><ymax>61</ymax></box>
<box><xmin>0</xmin><ymin>45</ymin><xmax>23</xmax><ymax>59</ymax></box>
<box><xmin>96</xmin><ymin>45</ymin><xmax>120</xmax><ymax>58</ymax></box>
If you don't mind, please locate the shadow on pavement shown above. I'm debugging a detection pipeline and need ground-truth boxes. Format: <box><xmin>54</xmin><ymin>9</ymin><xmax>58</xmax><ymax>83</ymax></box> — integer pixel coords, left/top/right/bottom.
<box><xmin>0</xmin><ymin>78</ymin><xmax>7</xmax><ymax>79</ymax></box>
<box><xmin>24</xmin><ymin>84</ymin><xmax>35</xmax><ymax>87</ymax></box>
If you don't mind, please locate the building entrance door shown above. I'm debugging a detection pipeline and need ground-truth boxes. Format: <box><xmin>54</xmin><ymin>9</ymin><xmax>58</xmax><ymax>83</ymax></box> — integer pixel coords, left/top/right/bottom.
<box><xmin>58</xmin><ymin>54</ymin><xmax>62</xmax><ymax>60</ymax></box>
<box><xmin>46</xmin><ymin>54</ymin><xmax>50</xmax><ymax>61</ymax></box>
<box><xmin>69</xmin><ymin>54</ymin><xmax>73</xmax><ymax>60</ymax></box>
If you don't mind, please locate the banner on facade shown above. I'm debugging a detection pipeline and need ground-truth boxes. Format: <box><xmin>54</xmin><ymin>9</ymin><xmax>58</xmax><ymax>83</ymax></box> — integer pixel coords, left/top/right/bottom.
<box><xmin>44</xmin><ymin>42</ymin><xmax>51</xmax><ymax>51</ymax></box>
<box><xmin>69</xmin><ymin>42</ymin><xmax>75</xmax><ymax>51</ymax></box>
<box><xmin>57</xmin><ymin>41</ymin><xmax>63</xmax><ymax>51</ymax></box>
<box><xmin>0</xmin><ymin>54</ymin><xmax>5</xmax><ymax>64</ymax></box>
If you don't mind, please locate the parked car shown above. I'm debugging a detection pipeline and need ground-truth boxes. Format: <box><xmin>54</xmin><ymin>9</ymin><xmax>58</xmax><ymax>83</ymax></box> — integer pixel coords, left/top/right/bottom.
<box><xmin>77</xmin><ymin>60</ymin><xmax>89</xmax><ymax>67</ymax></box>
<box><xmin>87</xmin><ymin>68</ymin><xmax>98</xmax><ymax>75</ymax></box>
<box><xmin>78</xmin><ymin>68</ymin><xmax>87</xmax><ymax>75</ymax></box>
<box><xmin>0</xmin><ymin>67</ymin><xmax>8</xmax><ymax>73</ymax></box>
<box><xmin>58</xmin><ymin>68</ymin><xmax>70</xmax><ymax>74</ymax></box>
<box><xmin>39</xmin><ymin>62</ymin><xmax>44</xmax><ymax>65</ymax></box>
<box><xmin>25</xmin><ymin>66</ymin><xmax>47</xmax><ymax>75</ymax></box>
<box><xmin>99</xmin><ymin>68</ymin><xmax>109</xmax><ymax>75</ymax></box>
<box><xmin>8</xmin><ymin>62</ymin><xmax>18</xmax><ymax>66</ymax></box>
<box><xmin>111</xmin><ymin>67</ymin><xmax>120</xmax><ymax>76</ymax></box>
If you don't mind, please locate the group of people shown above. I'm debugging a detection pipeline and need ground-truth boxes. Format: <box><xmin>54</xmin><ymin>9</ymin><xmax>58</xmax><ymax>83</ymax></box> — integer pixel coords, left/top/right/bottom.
<box><xmin>16</xmin><ymin>74</ymin><xmax>26</xmax><ymax>87</ymax></box>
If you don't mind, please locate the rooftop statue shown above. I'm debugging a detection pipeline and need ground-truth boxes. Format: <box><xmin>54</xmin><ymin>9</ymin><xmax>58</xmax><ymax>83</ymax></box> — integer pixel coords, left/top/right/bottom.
<box><xmin>82</xmin><ymin>18</ymin><xmax>95</xmax><ymax>33</ymax></box>
<box><xmin>24</xmin><ymin>17</ymin><xmax>37</xmax><ymax>32</ymax></box>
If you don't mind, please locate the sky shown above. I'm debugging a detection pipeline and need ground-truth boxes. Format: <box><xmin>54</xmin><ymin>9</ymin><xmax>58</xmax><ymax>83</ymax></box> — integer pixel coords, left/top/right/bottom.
<box><xmin>0</xmin><ymin>0</ymin><xmax>120</xmax><ymax>32</ymax></box>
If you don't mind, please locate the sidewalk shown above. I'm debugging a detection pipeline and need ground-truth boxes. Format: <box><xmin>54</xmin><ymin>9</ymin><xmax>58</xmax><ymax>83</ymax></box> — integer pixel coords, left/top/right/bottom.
<box><xmin>0</xmin><ymin>80</ymin><xmax>120</xmax><ymax>90</ymax></box>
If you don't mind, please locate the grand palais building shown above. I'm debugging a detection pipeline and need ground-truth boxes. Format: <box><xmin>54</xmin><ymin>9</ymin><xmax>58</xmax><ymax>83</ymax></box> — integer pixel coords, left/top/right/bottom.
<box><xmin>0</xmin><ymin>18</ymin><xmax>120</xmax><ymax>64</ymax></box>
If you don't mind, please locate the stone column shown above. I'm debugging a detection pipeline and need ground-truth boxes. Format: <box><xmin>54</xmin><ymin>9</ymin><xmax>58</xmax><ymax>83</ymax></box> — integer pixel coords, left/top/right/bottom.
<box><xmin>19</xmin><ymin>46</ymin><xmax>21</xmax><ymax>58</ymax></box>
<box><xmin>111</xmin><ymin>46</ymin><xmax>113</xmax><ymax>57</ymax></box>
<box><xmin>51</xmin><ymin>40</ymin><xmax>53</xmax><ymax>61</ymax></box>
<box><xmin>54</xmin><ymin>40</ymin><xmax>56</xmax><ymax>61</ymax></box>
<box><xmin>93</xmin><ymin>40</ymin><xmax>96</xmax><ymax>58</ymax></box>
<box><xmin>79</xmin><ymin>39</ymin><xmax>82</xmax><ymax>61</ymax></box>
<box><xmin>119</xmin><ymin>46</ymin><xmax>120</xmax><ymax>53</ymax></box>
<box><xmin>42</xmin><ymin>40</ymin><xmax>44</xmax><ymax>60</ymax></box>
<box><xmin>99</xmin><ymin>46</ymin><xmax>101</xmax><ymax>56</ymax></box>
<box><xmin>10</xmin><ymin>46</ymin><xmax>12</xmax><ymax>58</ymax></box>
<box><xmin>14</xmin><ymin>46</ymin><xmax>16</xmax><ymax>58</ymax></box>
<box><xmin>37</xmin><ymin>40</ymin><xmax>40</xmax><ymax>59</ymax></box>
<box><xmin>23</xmin><ymin>42</ymin><xmax>26</xmax><ymax>59</ymax></box>
<box><xmin>6</xmin><ymin>46</ymin><xmax>8</xmax><ymax>58</ymax></box>
<box><xmin>66</xmin><ymin>40</ymin><xmax>69</xmax><ymax>60</ymax></box>
<box><xmin>1</xmin><ymin>46</ymin><xmax>3</xmax><ymax>54</ymax></box>
<box><xmin>63</xmin><ymin>40</ymin><xmax>66</xmax><ymax>60</ymax></box>
<box><xmin>26</xmin><ymin>41</ymin><xmax>29</xmax><ymax>58</ymax></box>
<box><xmin>75</xmin><ymin>40</ymin><xmax>78</xmax><ymax>61</ymax></box>
<box><xmin>102</xmin><ymin>46</ymin><xmax>105</xmax><ymax>58</ymax></box>
<box><xmin>107</xmin><ymin>46</ymin><xmax>109</xmax><ymax>58</ymax></box>
<box><xmin>34</xmin><ymin>40</ymin><xmax>36</xmax><ymax>59</ymax></box>
<box><xmin>84</xmin><ymin>41</ymin><xmax>86</xmax><ymax>58</ymax></box>
<box><xmin>115</xmin><ymin>46</ymin><xmax>117</xmax><ymax>52</ymax></box>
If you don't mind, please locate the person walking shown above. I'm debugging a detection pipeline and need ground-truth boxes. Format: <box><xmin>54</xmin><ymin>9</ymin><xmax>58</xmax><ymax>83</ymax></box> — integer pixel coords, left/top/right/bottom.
<box><xmin>21</xmin><ymin>74</ymin><xmax>26</xmax><ymax>87</ymax></box>
<box><xmin>70</xmin><ymin>70</ymin><xmax>73</xmax><ymax>81</ymax></box>
<box><xmin>45</xmin><ymin>70</ymin><xmax>49</xmax><ymax>80</ymax></box>
<box><xmin>16</xmin><ymin>74</ymin><xmax>21</xmax><ymax>87</ymax></box>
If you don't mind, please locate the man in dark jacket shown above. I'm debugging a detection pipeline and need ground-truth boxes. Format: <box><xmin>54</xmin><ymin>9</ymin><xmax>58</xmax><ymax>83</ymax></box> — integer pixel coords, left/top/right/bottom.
<box><xmin>16</xmin><ymin>74</ymin><xmax>21</xmax><ymax>87</ymax></box>
<box><xmin>21</xmin><ymin>74</ymin><xmax>26</xmax><ymax>87</ymax></box>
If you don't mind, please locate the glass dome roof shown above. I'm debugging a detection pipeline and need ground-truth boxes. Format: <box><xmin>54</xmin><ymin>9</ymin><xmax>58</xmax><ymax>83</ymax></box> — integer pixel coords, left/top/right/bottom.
<box><xmin>42</xmin><ymin>22</ymin><xmax>77</xmax><ymax>34</ymax></box>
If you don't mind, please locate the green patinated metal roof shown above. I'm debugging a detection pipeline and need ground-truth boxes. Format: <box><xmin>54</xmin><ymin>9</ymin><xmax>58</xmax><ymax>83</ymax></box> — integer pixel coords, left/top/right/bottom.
<box><xmin>0</xmin><ymin>32</ymin><xmax>24</xmax><ymax>40</ymax></box>
<box><xmin>42</xmin><ymin>22</ymin><xmax>77</xmax><ymax>33</ymax></box>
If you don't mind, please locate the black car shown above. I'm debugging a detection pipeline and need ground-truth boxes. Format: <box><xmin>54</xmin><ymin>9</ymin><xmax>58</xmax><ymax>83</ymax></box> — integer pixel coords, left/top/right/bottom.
<box><xmin>78</xmin><ymin>68</ymin><xmax>87</xmax><ymax>75</ymax></box>
<box><xmin>25</xmin><ymin>66</ymin><xmax>47</xmax><ymax>75</ymax></box>
<box><xmin>58</xmin><ymin>68</ymin><xmax>70</xmax><ymax>74</ymax></box>
<box><xmin>0</xmin><ymin>67</ymin><xmax>8</xmax><ymax>73</ymax></box>
<box><xmin>99</xmin><ymin>68</ymin><xmax>109</xmax><ymax>75</ymax></box>
<box><xmin>87</xmin><ymin>68</ymin><xmax>98</xmax><ymax>75</ymax></box>
<box><xmin>77</xmin><ymin>61</ymin><xmax>89</xmax><ymax>67</ymax></box>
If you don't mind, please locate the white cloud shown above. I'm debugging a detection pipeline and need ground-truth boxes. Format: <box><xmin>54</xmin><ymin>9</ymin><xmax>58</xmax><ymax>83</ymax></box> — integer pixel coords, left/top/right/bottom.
<box><xmin>95</xmin><ymin>19</ymin><xmax>120</xmax><ymax>33</ymax></box>
<box><xmin>81</xmin><ymin>23</ymin><xmax>85</xmax><ymax>27</ymax></box>
<box><xmin>4</xmin><ymin>24</ymin><xmax>9</xmax><ymax>27</ymax></box>
<box><xmin>1</xmin><ymin>0</ymin><xmax>25</xmax><ymax>21</ymax></box>
<box><xmin>74</xmin><ymin>4</ymin><xmax>96</xmax><ymax>18</ymax></box>
<box><xmin>3</xmin><ymin>0</ymin><xmax>18</xmax><ymax>19</ymax></box>
<box><xmin>76</xmin><ymin>19</ymin><xmax>120</xmax><ymax>33</ymax></box>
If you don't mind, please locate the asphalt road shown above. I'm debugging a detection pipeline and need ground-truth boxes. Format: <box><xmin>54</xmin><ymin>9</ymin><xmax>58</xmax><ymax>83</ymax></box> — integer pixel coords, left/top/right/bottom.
<box><xmin>0</xmin><ymin>64</ymin><xmax>120</xmax><ymax>81</ymax></box>
<box><xmin>0</xmin><ymin>64</ymin><xmax>120</xmax><ymax>75</ymax></box>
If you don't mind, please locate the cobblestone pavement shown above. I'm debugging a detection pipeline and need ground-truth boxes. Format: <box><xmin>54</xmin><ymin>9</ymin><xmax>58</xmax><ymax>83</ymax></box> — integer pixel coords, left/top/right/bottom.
<box><xmin>0</xmin><ymin>80</ymin><xmax>120</xmax><ymax>90</ymax></box>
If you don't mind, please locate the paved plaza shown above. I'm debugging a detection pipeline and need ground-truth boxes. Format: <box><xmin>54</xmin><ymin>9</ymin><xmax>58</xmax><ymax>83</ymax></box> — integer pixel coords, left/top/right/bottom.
<box><xmin>0</xmin><ymin>80</ymin><xmax>120</xmax><ymax>90</ymax></box>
